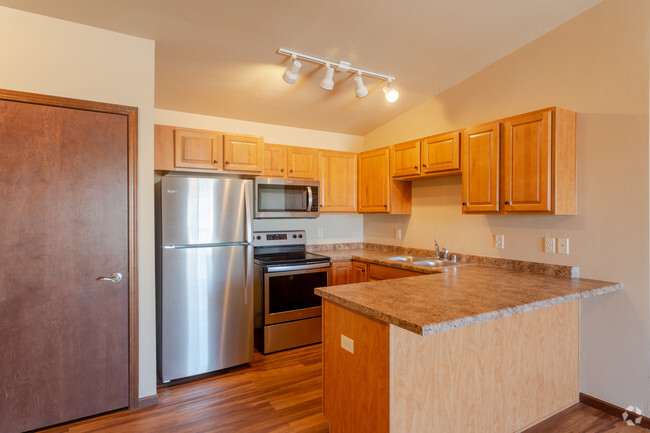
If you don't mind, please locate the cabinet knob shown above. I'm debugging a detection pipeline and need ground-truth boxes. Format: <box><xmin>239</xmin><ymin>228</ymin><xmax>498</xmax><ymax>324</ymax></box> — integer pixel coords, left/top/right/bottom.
<box><xmin>462</xmin><ymin>202</ymin><xmax>467</xmax><ymax>206</ymax></box>
<box><xmin>213</xmin><ymin>160</ymin><xmax>218</xmax><ymax>164</ymax></box>
<box><xmin>320</xmin><ymin>204</ymin><xmax>323</xmax><ymax>207</ymax></box>
<box><xmin>290</xmin><ymin>169</ymin><xmax>294</xmax><ymax>173</ymax></box>
<box><xmin>383</xmin><ymin>205</ymin><xmax>388</xmax><ymax>208</ymax></box>
<box><xmin>361</xmin><ymin>269</ymin><xmax>365</xmax><ymax>272</ymax></box>
<box><xmin>423</xmin><ymin>164</ymin><xmax>427</xmax><ymax>168</ymax></box>
<box><xmin>225</xmin><ymin>161</ymin><xmax>230</xmax><ymax>164</ymax></box>
<box><xmin>414</xmin><ymin>166</ymin><xmax>418</xmax><ymax>169</ymax></box>
<box><xmin>280</xmin><ymin>168</ymin><xmax>284</xmax><ymax>172</ymax></box>
<box><xmin>505</xmin><ymin>201</ymin><xmax>510</xmax><ymax>205</ymax></box>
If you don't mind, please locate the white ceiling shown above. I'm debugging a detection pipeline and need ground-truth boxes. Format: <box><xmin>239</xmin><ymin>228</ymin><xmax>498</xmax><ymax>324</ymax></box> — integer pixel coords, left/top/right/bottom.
<box><xmin>0</xmin><ymin>0</ymin><xmax>602</xmax><ymax>135</ymax></box>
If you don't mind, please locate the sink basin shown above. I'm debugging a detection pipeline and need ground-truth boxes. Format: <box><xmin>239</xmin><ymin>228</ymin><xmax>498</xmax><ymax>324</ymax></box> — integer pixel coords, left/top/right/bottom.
<box><xmin>382</xmin><ymin>255</ymin><xmax>462</xmax><ymax>268</ymax></box>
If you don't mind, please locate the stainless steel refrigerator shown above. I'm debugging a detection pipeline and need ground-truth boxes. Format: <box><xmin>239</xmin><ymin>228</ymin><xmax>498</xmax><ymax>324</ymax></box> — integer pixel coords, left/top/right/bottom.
<box><xmin>155</xmin><ymin>174</ymin><xmax>254</xmax><ymax>383</ymax></box>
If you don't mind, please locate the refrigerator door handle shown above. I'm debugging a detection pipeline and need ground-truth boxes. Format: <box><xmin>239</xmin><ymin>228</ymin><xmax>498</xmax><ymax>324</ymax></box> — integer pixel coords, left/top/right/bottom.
<box><xmin>244</xmin><ymin>245</ymin><xmax>253</xmax><ymax>305</ymax></box>
<box><xmin>306</xmin><ymin>186</ymin><xmax>313</xmax><ymax>212</ymax></box>
<box><xmin>244</xmin><ymin>181</ymin><xmax>254</xmax><ymax>243</ymax></box>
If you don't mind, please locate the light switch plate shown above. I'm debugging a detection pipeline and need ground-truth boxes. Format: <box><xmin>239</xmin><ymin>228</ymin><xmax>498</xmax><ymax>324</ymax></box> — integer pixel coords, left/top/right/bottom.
<box><xmin>317</xmin><ymin>227</ymin><xmax>324</xmax><ymax>238</ymax></box>
<box><xmin>494</xmin><ymin>234</ymin><xmax>504</xmax><ymax>249</ymax></box>
<box><xmin>341</xmin><ymin>334</ymin><xmax>354</xmax><ymax>354</ymax></box>
<box><xmin>544</xmin><ymin>237</ymin><xmax>556</xmax><ymax>253</ymax></box>
<box><xmin>395</xmin><ymin>228</ymin><xmax>402</xmax><ymax>240</ymax></box>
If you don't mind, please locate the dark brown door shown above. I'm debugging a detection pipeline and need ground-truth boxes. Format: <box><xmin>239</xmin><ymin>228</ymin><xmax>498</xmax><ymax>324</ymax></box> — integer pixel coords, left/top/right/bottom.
<box><xmin>0</xmin><ymin>100</ymin><xmax>129</xmax><ymax>432</ymax></box>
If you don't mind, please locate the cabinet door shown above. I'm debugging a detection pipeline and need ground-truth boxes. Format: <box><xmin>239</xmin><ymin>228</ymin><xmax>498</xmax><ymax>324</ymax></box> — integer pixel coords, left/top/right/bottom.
<box><xmin>390</xmin><ymin>140</ymin><xmax>421</xmax><ymax>177</ymax></box>
<box><xmin>330</xmin><ymin>262</ymin><xmax>352</xmax><ymax>286</ymax></box>
<box><xmin>318</xmin><ymin>150</ymin><xmax>357</xmax><ymax>213</ymax></box>
<box><xmin>262</xmin><ymin>143</ymin><xmax>287</xmax><ymax>178</ymax></box>
<box><xmin>358</xmin><ymin>148</ymin><xmax>390</xmax><ymax>213</ymax></box>
<box><xmin>223</xmin><ymin>134</ymin><xmax>263</xmax><ymax>172</ymax></box>
<box><xmin>174</xmin><ymin>128</ymin><xmax>221</xmax><ymax>170</ymax></box>
<box><xmin>422</xmin><ymin>131</ymin><xmax>460</xmax><ymax>174</ymax></box>
<box><xmin>287</xmin><ymin>146</ymin><xmax>318</xmax><ymax>179</ymax></box>
<box><xmin>462</xmin><ymin>123</ymin><xmax>500</xmax><ymax>213</ymax></box>
<box><xmin>502</xmin><ymin>110</ymin><xmax>551</xmax><ymax>213</ymax></box>
<box><xmin>351</xmin><ymin>261</ymin><xmax>368</xmax><ymax>283</ymax></box>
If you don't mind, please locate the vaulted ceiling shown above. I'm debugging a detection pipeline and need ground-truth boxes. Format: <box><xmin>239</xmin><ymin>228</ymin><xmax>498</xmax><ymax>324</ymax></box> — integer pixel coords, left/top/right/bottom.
<box><xmin>0</xmin><ymin>0</ymin><xmax>602</xmax><ymax>135</ymax></box>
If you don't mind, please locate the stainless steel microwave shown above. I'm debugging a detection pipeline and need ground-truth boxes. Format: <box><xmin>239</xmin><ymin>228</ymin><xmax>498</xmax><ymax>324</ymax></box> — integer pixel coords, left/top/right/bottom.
<box><xmin>254</xmin><ymin>178</ymin><xmax>320</xmax><ymax>218</ymax></box>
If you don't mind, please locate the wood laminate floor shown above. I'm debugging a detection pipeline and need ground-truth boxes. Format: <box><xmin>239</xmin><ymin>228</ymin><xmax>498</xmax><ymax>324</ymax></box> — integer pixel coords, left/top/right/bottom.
<box><xmin>40</xmin><ymin>343</ymin><xmax>643</xmax><ymax>433</ymax></box>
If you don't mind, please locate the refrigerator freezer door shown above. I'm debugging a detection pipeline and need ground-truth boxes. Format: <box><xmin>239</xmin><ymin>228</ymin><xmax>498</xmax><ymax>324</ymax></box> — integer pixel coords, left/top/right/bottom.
<box><xmin>160</xmin><ymin>176</ymin><xmax>253</xmax><ymax>246</ymax></box>
<box><xmin>161</xmin><ymin>245</ymin><xmax>254</xmax><ymax>382</ymax></box>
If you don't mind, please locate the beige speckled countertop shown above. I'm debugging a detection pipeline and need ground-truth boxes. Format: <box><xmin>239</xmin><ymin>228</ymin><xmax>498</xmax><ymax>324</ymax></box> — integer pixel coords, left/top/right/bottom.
<box><xmin>315</xmin><ymin>266</ymin><xmax>622</xmax><ymax>336</ymax></box>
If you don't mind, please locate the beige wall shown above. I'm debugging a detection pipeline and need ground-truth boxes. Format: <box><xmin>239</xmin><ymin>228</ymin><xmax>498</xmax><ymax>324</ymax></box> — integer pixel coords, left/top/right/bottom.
<box><xmin>0</xmin><ymin>7</ymin><xmax>158</xmax><ymax>398</ymax></box>
<box><xmin>155</xmin><ymin>109</ymin><xmax>365</xmax><ymax>244</ymax></box>
<box><xmin>364</xmin><ymin>0</ymin><xmax>650</xmax><ymax>412</ymax></box>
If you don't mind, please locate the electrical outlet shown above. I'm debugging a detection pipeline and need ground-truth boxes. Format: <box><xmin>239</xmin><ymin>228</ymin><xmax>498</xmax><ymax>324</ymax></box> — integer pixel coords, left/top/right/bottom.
<box><xmin>557</xmin><ymin>237</ymin><xmax>569</xmax><ymax>254</ymax></box>
<box><xmin>340</xmin><ymin>334</ymin><xmax>354</xmax><ymax>354</ymax></box>
<box><xmin>395</xmin><ymin>228</ymin><xmax>402</xmax><ymax>240</ymax></box>
<box><xmin>544</xmin><ymin>237</ymin><xmax>556</xmax><ymax>253</ymax></box>
<box><xmin>317</xmin><ymin>227</ymin><xmax>324</xmax><ymax>238</ymax></box>
<box><xmin>494</xmin><ymin>234</ymin><xmax>504</xmax><ymax>249</ymax></box>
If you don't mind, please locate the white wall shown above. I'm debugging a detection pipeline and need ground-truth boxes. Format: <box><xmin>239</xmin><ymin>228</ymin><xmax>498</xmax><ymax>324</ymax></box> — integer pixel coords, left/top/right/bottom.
<box><xmin>155</xmin><ymin>109</ymin><xmax>365</xmax><ymax>244</ymax></box>
<box><xmin>363</xmin><ymin>0</ymin><xmax>650</xmax><ymax>412</ymax></box>
<box><xmin>0</xmin><ymin>7</ymin><xmax>157</xmax><ymax>399</ymax></box>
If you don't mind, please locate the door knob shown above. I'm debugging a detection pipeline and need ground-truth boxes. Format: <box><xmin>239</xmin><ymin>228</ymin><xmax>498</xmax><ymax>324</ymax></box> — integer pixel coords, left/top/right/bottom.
<box><xmin>98</xmin><ymin>272</ymin><xmax>122</xmax><ymax>283</ymax></box>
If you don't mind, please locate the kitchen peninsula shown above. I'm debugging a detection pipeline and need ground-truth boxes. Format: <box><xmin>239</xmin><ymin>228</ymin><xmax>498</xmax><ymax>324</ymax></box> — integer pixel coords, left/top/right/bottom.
<box><xmin>315</xmin><ymin>265</ymin><xmax>621</xmax><ymax>433</ymax></box>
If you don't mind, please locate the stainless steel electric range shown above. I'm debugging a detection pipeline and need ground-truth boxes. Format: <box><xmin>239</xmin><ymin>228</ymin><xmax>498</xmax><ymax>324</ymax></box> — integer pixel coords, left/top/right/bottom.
<box><xmin>253</xmin><ymin>230</ymin><xmax>331</xmax><ymax>354</ymax></box>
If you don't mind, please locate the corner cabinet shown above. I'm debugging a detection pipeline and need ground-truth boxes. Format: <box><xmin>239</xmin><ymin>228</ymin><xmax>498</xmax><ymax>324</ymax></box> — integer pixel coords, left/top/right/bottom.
<box><xmin>358</xmin><ymin>147</ymin><xmax>411</xmax><ymax>214</ymax></box>
<box><xmin>461</xmin><ymin>107</ymin><xmax>576</xmax><ymax>215</ymax></box>
<box><xmin>318</xmin><ymin>150</ymin><xmax>357</xmax><ymax>213</ymax></box>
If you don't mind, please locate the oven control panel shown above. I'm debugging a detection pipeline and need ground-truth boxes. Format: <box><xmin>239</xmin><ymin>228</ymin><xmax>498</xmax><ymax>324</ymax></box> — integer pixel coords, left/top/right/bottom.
<box><xmin>253</xmin><ymin>230</ymin><xmax>306</xmax><ymax>247</ymax></box>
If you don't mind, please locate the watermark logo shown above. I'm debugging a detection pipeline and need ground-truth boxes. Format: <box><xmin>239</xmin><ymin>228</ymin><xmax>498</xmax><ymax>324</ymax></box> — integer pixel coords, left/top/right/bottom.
<box><xmin>622</xmin><ymin>405</ymin><xmax>643</xmax><ymax>426</ymax></box>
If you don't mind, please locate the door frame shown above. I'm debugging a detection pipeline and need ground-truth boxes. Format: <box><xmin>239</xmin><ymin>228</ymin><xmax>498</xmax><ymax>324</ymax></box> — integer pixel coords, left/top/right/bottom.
<box><xmin>0</xmin><ymin>88</ymin><xmax>140</xmax><ymax>409</ymax></box>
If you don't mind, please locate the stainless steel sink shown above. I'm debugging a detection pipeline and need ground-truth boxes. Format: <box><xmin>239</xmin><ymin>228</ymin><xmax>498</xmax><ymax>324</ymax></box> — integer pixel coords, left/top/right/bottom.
<box><xmin>382</xmin><ymin>255</ymin><xmax>464</xmax><ymax>268</ymax></box>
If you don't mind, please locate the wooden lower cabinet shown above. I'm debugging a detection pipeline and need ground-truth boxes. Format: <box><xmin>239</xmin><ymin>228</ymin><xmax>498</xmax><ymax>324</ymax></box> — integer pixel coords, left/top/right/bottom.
<box><xmin>322</xmin><ymin>300</ymin><xmax>579</xmax><ymax>433</ymax></box>
<box><xmin>367</xmin><ymin>263</ymin><xmax>424</xmax><ymax>281</ymax></box>
<box><xmin>351</xmin><ymin>261</ymin><xmax>368</xmax><ymax>283</ymax></box>
<box><xmin>330</xmin><ymin>262</ymin><xmax>352</xmax><ymax>286</ymax></box>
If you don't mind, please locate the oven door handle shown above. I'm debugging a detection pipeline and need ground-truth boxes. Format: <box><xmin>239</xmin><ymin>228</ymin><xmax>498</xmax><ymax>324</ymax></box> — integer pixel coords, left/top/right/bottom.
<box><xmin>306</xmin><ymin>186</ymin><xmax>313</xmax><ymax>212</ymax></box>
<box><xmin>265</xmin><ymin>262</ymin><xmax>330</xmax><ymax>273</ymax></box>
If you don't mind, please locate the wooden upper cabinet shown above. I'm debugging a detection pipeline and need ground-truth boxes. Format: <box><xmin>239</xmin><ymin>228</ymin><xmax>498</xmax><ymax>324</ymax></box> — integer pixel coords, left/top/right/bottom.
<box><xmin>422</xmin><ymin>131</ymin><xmax>461</xmax><ymax>175</ymax></box>
<box><xmin>358</xmin><ymin>147</ymin><xmax>411</xmax><ymax>214</ymax></box>
<box><xmin>287</xmin><ymin>146</ymin><xmax>317</xmax><ymax>179</ymax></box>
<box><xmin>318</xmin><ymin>150</ymin><xmax>357</xmax><ymax>213</ymax></box>
<box><xmin>502</xmin><ymin>107</ymin><xmax>576</xmax><ymax>215</ymax></box>
<box><xmin>462</xmin><ymin>122</ymin><xmax>501</xmax><ymax>213</ymax></box>
<box><xmin>262</xmin><ymin>143</ymin><xmax>287</xmax><ymax>177</ymax></box>
<box><xmin>173</xmin><ymin>128</ymin><xmax>222</xmax><ymax>170</ymax></box>
<box><xmin>390</xmin><ymin>140</ymin><xmax>421</xmax><ymax>177</ymax></box>
<box><xmin>358</xmin><ymin>148</ymin><xmax>390</xmax><ymax>212</ymax></box>
<box><xmin>223</xmin><ymin>134</ymin><xmax>263</xmax><ymax>172</ymax></box>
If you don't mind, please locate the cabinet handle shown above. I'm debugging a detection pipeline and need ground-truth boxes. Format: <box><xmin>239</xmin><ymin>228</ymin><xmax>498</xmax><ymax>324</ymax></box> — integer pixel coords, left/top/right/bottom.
<box><xmin>505</xmin><ymin>201</ymin><xmax>510</xmax><ymax>205</ymax></box>
<box><xmin>213</xmin><ymin>160</ymin><xmax>218</xmax><ymax>164</ymax></box>
<box><xmin>225</xmin><ymin>161</ymin><xmax>230</xmax><ymax>164</ymax></box>
<box><xmin>280</xmin><ymin>168</ymin><xmax>284</xmax><ymax>172</ymax></box>
<box><xmin>462</xmin><ymin>202</ymin><xmax>467</xmax><ymax>206</ymax></box>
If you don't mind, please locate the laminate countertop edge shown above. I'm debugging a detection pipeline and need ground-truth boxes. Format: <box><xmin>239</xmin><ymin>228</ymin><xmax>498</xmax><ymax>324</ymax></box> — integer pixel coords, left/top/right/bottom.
<box><xmin>316</xmin><ymin>276</ymin><xmax>623</xmax><ymax>336</ymax></box>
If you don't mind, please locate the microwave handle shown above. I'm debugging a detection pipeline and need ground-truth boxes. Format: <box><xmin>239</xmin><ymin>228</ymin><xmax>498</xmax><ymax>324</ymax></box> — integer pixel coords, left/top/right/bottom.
<box><xmin>306</xmin><ymin>186</ymin><xmax>313</xmax><ymax>212</ymax></box>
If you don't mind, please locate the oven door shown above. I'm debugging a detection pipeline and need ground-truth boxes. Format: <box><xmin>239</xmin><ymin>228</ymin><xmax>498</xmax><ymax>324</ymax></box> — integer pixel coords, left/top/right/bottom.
<box><xmin>263</xmin><ymin>263</ymin><xmax>329</xmax><ymax>325</ymax></box>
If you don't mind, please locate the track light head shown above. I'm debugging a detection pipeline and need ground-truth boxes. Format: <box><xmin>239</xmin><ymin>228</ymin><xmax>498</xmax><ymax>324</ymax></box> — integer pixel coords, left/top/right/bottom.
<box><xmin>320</xmin><ymin>64</ymin><xmax>335</xmax><ymax>91</ymax></box>
<box><xmin>383</xmin><ymin>80</ymin><xmax>399</xmax><ymax>103</ymax></box>
<box><xmin>283</xmin><ymin>59</ymin><xmax>302</xmax><ymax>84</ymax></box>
<box><xmin>354</xmin><ymin>74</ymin><xmax>368</xmax><ymax>98</ymax></box>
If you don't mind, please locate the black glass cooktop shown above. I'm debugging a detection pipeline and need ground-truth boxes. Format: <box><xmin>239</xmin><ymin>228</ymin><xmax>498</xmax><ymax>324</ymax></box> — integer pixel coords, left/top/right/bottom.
<box><xmin>254</xmin><ymin>251</ymin><xmax>330</xmax><ymax>266</ymax></box>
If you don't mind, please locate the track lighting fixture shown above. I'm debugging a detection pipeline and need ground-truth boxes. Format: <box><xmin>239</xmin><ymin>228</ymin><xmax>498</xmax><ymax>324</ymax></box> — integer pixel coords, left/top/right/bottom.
<box><xmin>278</xmin><ymin>48</ymin><xmax>398</xmax><ymax>102</ymax></box>
<box><xmin>282</xmin><ymin>56</ymin><xmax>302</xmax><ymax>84</ymax></box>
<box><xmin>354</xmin><ymin>74</ymin><xmax>368</xmax><ymax>98</ymax></box>
<box><xmin>320</xmin><ymin>64</ymin><xmax>335</xmax><ymax>91</ymax></box>
<box><xmin>383</xmin><ymin>79</ymin><xmax>399</xmax><ymax>103</ymax></box>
